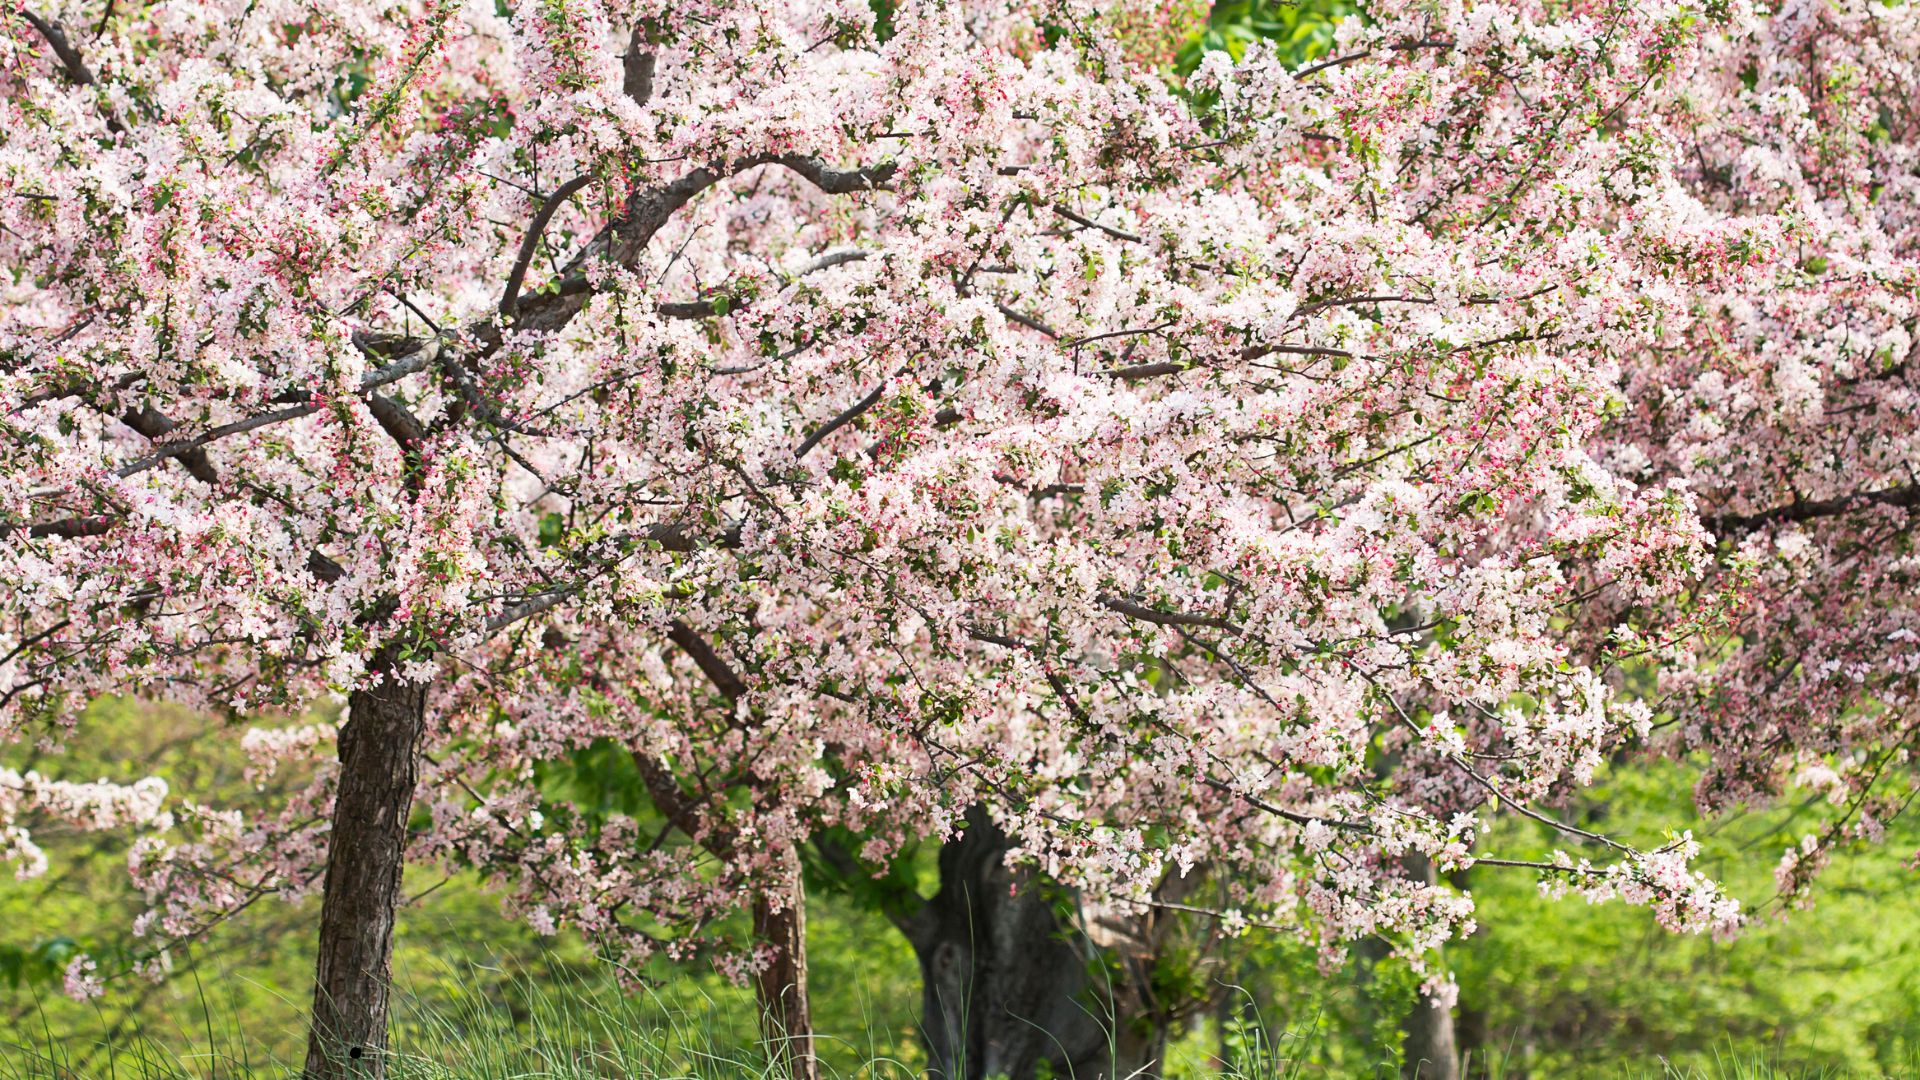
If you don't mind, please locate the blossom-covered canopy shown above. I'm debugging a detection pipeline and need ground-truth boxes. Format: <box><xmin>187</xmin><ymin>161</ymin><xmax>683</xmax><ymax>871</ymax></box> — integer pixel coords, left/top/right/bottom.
<box><xmin>3</xmin><ymin>0</ymin><xmax>1913</xmax><ymax>1003</ymax></box>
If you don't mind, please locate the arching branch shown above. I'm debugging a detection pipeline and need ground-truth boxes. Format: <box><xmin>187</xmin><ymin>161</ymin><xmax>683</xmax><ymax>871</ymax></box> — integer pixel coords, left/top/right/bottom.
<box><xmin>499</xmin><ymin>174</ymin><xmax>597</xmax><ymax>322</ymax></box>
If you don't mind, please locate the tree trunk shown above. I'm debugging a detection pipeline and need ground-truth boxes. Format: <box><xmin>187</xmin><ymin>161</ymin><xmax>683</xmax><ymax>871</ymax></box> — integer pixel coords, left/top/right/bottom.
<box><xmin>752</xmin><ymin>863</ymin><xmax>818</xmax><ymax>1080</ymax></box>
<box><xmin>1400</xmin><ymin>853</ymin><xmax>1459</xmax><ymax>1080</ymax></box>
<box><xmin>1403</xmin><ymin>987</ymin><xmax>1460</xmax><ymax>1080</ymax></box>
<box><xmin>907</xmin><ymin>806</ymin><xmax>1166</xmax><ymax>1080</ymax></box>
<box><xmin>303</xmin><ymin>670</ymin><xmax>429</xmax><ymax>1080</ymax></box>
<box><xmin>1355</xmin><ymin>854</ymin><xmax>1460</xmax><ymax>1080</ymax></box>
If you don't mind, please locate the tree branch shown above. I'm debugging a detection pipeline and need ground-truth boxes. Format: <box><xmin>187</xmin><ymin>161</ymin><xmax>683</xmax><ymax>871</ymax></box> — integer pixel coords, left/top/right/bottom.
<box><xmin>19</xmin><ymin>9</ymin><xmax>123</xmax><ymax>133</ymax></box>
<box><xmin>1708</xmin><ymin>484</ymin><xmax>1920</xmax><ymax>535</ymax></box>
<box><xmin>110</xmin><ymin>343</ymin><xmax>443</xmax><ymax>479</ymax></box>
<box><xmin>1098</xmin><ymin>593</ymin><xmax>1243</xmax><ymax>635</ymax></box>
<box><xmin>1051</xmin><ymin>204</ymin><xmax>1141</xmax><ymax>244</ymax></box>
<box><xmin>365</xmin><ymin>393</ymin><xmax>429</xmax><ymax>483</ymax></box>
<box><xmin>622</xmin><ymin>27</ymin><xmax>656</xmax><ymax>106</ymax></box>
<box><xmin>499</xmin><ymin>174</ymin><xmax>597</xmax><ymax>322</ymax></box>
<box><xmin>656</xmin><ymin>249</ymin><xmax>868</xmax><ymax>319</ymax></box>
<box><xmin>997</xmin><ymin>303</ymin><xmax>1059</xmax><ymax>339</ymax></box>
<box><xmin>119</xmin><ymin>407</ymin><xmax>217</xmax><ymax>484</ymax></box>
<box><xmin>112</xmin><ymin>402</ymin><xmax>320</xmax><ymax>478</ymax></box>
<box><xmin>813</xmin><ymin>834</ymin><xmax>936</xmax><ymax>947</ymax></box>
<box><xmin>20</xmin><ymin>9</ymin><xmax>96</xmax><ymax>85</ymax></box>
<box><xmin>665</xmin><ymin>619</ymin><xmax>748</xmax><ymax>702</ymax></box>
<box><xmin>514</xmin><ymin>158</ymin><xmax>893</xmax><ymax>327</ymax></box>
<box><xmin>772</xmin><ymin>155</ymin><xmax>898</xmax><ymax>194</ymax></box>
<box><xmin>11</xmin><ymin>516</ymin><xmax>115</xmax><ymax>540</ymax></box>
<box><xmin>6</xmin><ymin>345</ymin><xmax>445</xmax><ymax>542</ymax></box>
<box><xmin>795</xmin><ymin>383</ymin><xmax>885</xmax><ymax>460</ymax></box>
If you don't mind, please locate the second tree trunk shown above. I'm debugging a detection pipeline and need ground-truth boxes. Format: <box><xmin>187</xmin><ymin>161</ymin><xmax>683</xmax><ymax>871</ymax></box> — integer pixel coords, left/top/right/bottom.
<box><xmin>907</xmin><ymin>806</ymin><xmax>1166</xmax><ymax>1080</ymax></box>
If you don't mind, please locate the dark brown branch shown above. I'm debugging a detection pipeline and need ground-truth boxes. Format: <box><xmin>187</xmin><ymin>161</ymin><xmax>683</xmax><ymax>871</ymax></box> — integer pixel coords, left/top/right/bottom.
<box><xmin>7</xmin><ymin>347</ymin><xmax>445</xmax><ymax>542</ymax></box>
<box><xmin>1708</xmin><ymin>484</ymin><xmax>1920</xmax><ymax>535</ymax></box>
<box><xmin>499</xmin><ymin>174</ymin><xmax>597</xmax><ymax>321</ymax></box>
<box><xmin>20</xmin><ymin>10</ymin><xmax>95</xmax><ymax>85</ymax></box>
<box><xmin>1197</xmin><ymin>777</ymin><xmax>1368</xmax><ymax>831</ymax></box>
<box><xmin>20</xmin><ymin>9</ymin><xmax>123</xmax><ymax>133</ymax></box>
<box><xmin>965</xmin><ymin>625</ymin><xmax>1028</xmax><ymax>650</ymax></box>
<box><xmin>113</xmin><ymin>402</ymin><xmax>319</xmax><ymax>478</ymax></box>
<box><xmin>0</xmin><ymin>619</ymin><xmax>71</xmax><ymax>669</ymax></box>
<box><xmin>1104</xmin><ymin>341</ymin><xmax>1353</xmax><ymax>381</ymax></box>
<box><xmin>657</xmin><ymin>299</ymin><xmax>731</xmax><ymax>319</ymax></box>
<box><xmin>772</xmin><ymin>155</ymin><xmax>897</xmax><ymax>194</ymax></box>
<box><xmin>1291</xmin><ymin>294</ymin><xmax>1437</xmax><ymax>320</ymax></box>
<box><xmin>996</xmin><ymin>303</ymin><xmax>1058</xmax><ymax>339</ymax></box>
<box><xmin>1103</xmin><ymin>360</ymin><xmax>1190</xmax><ymax>380</ymax></box>
<box><xmin>666</xmin><ymin>619</ymin><xmax>748</xmax><ymax>702</ymax></box>
<box><xmin>795</xmin><ymin>383</ymin><xmax>885</xmax><ymax>460</ymax></box>
<box><xmin>657</xmin><ymin>250</ymin><xmax>868</xmax><ymax>319</ymax></box>
<box><xmin>813</xmin><ymin>833</ymin><xmax>935</xmax><ymax>946</ymax></box>
<box><xmin>509</xmin><ymin>166</ymin><xmax>732</xmax><ymax>330</ymax></box>
<box><xmin>1291</xmin><ymin>38</ymin><xmax>1454</xmax><ymax>80</ymax></box>
<box><xmin>514</xmin><ymin>159</ymin><xmax>893</xmax><ymax>326</ymax></box>
<box><xmin>110</xmin><ymin>345</ymin><xmax>441</xmax><ymax>478</ymax></box>
<box><xmin>793</xmin><ymin>248</ymin><xmax>870</xmax><ymax>275</ymax></box>
<box><xmin>1062</xmin><ymin>322</ymin><xmax>1173</xmax><ymax>350</ymax></box>
<box><xmin>366</xmin><ymin>393</ymin><xmax>427</xmax><ymax>452</ymax></box>
<box><xmin>640</xmin><ymin>520</ymin><xmax>743</xmax><ymax>552</ymax></box>
<box><xmin>1098</xmin><ymin>593</ymin><xmax>1243</xmax><ymax>635</ymax></box>
<box><xmin>480</xmin><ymin>520</ymin><xmax>744</xmax><ymax>635</ymax></box>
<box><xmin>12</xmin><ymin>516</ymin><xmax>115</xmax><ymax>540</ymax></box>
<box><xmin>1051</xmin><ymin>205</ymin><xmax>1141</xmax><ymax>244</ymax></box>
<box><xmin>120</xmin><ymin>407</ymin><xmax>217</xmax><ymax>485</ymax></box>
<box><xmin>1242</xmin><ymin>343</ymin><xmax>1356</xmax><ymax>362</ymax></box>
<box><xmin>627</xmin><ymin>750</ymin><xmax>736</xmax><ymax>857</ymax></box>
<box><xmin>308</xmin><ymin>551</ymin><xmax>346</xmax><ymax>584</ymax></box>
<box><xmin>486</xmin><ymin>585</ymin><xmax>582</xmax><ymax>633</ymax></box>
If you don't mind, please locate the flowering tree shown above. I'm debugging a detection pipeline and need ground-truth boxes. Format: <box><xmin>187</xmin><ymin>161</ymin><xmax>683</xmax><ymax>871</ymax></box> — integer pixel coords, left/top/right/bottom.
<box><xmin>5</xmin><ymin>0</ymin><xmax>1916</xmax><ymax>1077</ymax></box>
<box><xmin>1596</xmin><ymin>0</ymin><xmax>1920</xmax><ymax>908</ymax></box>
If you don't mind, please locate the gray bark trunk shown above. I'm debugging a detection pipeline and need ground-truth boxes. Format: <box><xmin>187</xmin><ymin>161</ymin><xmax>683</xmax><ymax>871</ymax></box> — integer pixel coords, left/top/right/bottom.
<box><xmin>1400</xmin><ymin>853</ymin><xmax>1458</xmax><ymax>1080</ymax></box>
<box><xmin>303</xmin><ymin>670</ymin><xmax>428</xmax><ymax>1080</ymax></box>
<box><xmin>906</xmin><ymin>806</ymin><xmax>1166</xmax><ymax>1080</ymax></box>
<box><xmin>1354</xmin><ymin>854</ymin><xmax>1459</xmax><ymax>1080</ymax></box>
<box><xmin>1402</xmin><ymin>987</ymin><xmax>1459</xmax><ymax>1080</ymax></box>
<box><xmin>753</xmin><ymin>864</ymin><xmax>818</xmax><ymax>1080</ymax></box>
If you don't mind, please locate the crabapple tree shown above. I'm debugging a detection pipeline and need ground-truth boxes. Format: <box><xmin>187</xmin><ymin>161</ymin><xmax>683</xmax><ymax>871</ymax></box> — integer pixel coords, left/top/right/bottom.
<box><xmin>4</xmin><ymin>0</ymin><xmax>1915</xmax><ymax>1078</ymax></box>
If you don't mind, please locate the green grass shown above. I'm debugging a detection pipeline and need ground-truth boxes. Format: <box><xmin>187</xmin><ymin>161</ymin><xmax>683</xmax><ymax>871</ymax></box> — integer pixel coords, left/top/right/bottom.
<box><xmin>5</xmin><ymin>968</ymin><xmax>1904</xmax><ymax>1080</ymax></box>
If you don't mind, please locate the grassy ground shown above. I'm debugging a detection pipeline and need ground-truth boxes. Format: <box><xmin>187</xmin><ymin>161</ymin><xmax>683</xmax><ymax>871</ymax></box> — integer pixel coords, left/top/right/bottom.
<box><xmin>5</xmin><ymin>967</ymin><xmax>1908</xmax><ymax>1080</ymax></box>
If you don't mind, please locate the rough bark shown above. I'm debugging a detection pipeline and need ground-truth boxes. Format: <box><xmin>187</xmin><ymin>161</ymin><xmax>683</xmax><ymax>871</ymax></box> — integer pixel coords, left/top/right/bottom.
<box><xmin>303</xmin><ymin>669</ymin><xmax>429</xmax><ymax>1080</ymax></box>
<box><xmin>649</xmin><ymin>619</ymin><xmax>816</xmax><ymax>1077</ymax></box>
<box><xmin>752</xmin><ymin>863</ymin><xmax>818</xmax><ymax>1080</ymax></box>
<box><xmin>899</xmin><ymin>806</ymin><xmax>1167</xmax><ymax>1080</ymax></box>
<box><xmin>1351</xmin><ymin>951</ymin><xmax>1463</xmax><ymax>1080</ymax></box>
